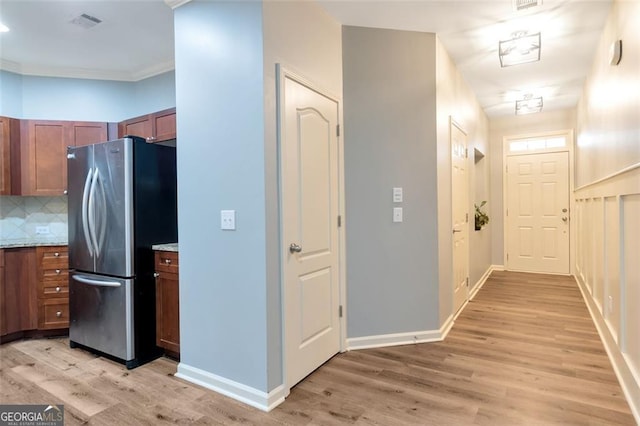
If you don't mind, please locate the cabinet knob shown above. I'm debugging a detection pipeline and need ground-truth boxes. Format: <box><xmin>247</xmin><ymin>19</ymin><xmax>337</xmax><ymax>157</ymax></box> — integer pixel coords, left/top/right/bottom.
<box><xmin>164</xmin><ymin>258</ymin><xmax>171</xmax><ymax>265</ymax></box>
<box><xmin>55</xmin><ymin>269</ymin><xmax>61</xmax><ymax>274</ymax></box>
<box><xmin>146</xmin><ymin>136</ymin><xmax>157</xmax><ymax>142</ymax></box>
<box><xmin>154</xmin><ymin>273</ymin><xmax>160</xmax><ymax>278</ymax></box>
<box><xmin>54</xmin><ymin>252</ymin><xmax>60</xmax><ymax>257</ymax></box>
<box><xmin>63</xmin><ymin>189</ymin><xmax>68</xmax><ymax>195</ymax></box>
<box><xmin>55</xmin><ymin>286</ymin><xmax>61</xmax><ymax>292</ymax></box>
<box><xmin>56</xmin><ymin>311</ymin><xmax>62</xmax><ymax>318</ymax></box>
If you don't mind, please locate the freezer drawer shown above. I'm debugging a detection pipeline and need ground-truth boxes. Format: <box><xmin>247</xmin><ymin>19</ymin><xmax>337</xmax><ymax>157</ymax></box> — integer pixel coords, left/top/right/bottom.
<box><xmin>69</xmin><ymin>272</ymin><xmax>134</xmax><ymax>361</ymax></box>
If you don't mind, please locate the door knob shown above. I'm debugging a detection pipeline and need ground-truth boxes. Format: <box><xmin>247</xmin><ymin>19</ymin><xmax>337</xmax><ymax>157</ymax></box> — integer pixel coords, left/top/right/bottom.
<box><xmin>289</xmin><ymin>243</ymin><xmax>302</xmax><ymax>253</ymax></box>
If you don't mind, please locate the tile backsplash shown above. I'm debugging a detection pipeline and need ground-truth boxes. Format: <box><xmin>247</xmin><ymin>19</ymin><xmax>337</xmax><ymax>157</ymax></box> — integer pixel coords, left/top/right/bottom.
<box><xmin>0</xmin><ymin>196</ymin><xmax>68</xmax><ymax>243</ymax></box>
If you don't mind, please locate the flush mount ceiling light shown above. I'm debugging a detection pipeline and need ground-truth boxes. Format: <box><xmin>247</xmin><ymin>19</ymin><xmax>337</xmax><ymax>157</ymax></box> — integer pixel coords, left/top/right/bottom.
<box><xmin>499</xmin><ymin>32</ymin><xmax>541</xmax><ymax>67</ymax></box>
<box><xmin>0</xmin><ymin>22</ymin><xmax>9</xmax><ymax>33</ymax></box>
<box><xmin>515</xmin><ymin>94</ymin><xmax>543</xmax><ymax>115</ymax></box>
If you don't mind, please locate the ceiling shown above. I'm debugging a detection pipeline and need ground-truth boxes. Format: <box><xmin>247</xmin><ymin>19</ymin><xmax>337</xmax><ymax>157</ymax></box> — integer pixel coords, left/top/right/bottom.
<box><xmin>0</xmin><ymin>0</ymin><xmax>612</xmax><ymax>117</ymax></box>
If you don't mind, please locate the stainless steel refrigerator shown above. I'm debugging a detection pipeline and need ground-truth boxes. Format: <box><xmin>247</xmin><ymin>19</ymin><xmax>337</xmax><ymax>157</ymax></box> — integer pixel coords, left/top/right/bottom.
<box><xmin>67</xmin><ymin>136</ymin><xmax>177</xmax><ymax>369</ymax></box>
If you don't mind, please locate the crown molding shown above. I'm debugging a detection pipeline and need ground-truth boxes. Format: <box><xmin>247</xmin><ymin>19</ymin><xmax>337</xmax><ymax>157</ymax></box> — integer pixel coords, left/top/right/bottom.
<box><xmin>0</xmin><ymin>59</ymin><xmax>174</xmax><ymax>82</ymax></box>
<box><xmin>164</xmin><ymin>0</ymin><xmax>192</xmax><ymax>9</ymax></box>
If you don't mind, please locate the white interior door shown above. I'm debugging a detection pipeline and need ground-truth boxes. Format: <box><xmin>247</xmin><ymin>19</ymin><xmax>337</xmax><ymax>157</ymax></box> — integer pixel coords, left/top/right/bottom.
<box><xmin>506</xmin><ymin>151</ymin><xmax>570</xmax><ymax>273</ymax></box>
<box><xmin>281</xmin><ymin>72</ymin><xmax>341</xmax><ymax>388</ymax></box>
<box><xmin>451</xmin><ymin>121</ymin><xmax>469</xmax><ymax>314</ymax></box>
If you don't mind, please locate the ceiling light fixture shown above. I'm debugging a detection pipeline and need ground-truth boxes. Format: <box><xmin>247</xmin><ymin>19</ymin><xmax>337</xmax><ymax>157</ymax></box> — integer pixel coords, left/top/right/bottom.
<box><xmin>0</xmin><ymin>22</ymin><xmax>9</xmax><ymax>33</ymax></box>
<box><xmin>70</xmin><ymin>13</ymin><xmax>103</xmax><ymax>30</ymax></box>
<box><xmin>515</xmin><ymin>94</ymin><xmax>543</xmax><ymax>115</ymax></box>
<box><xmin>499</xmin><ymin>32</ymin><xmax>541</xmax><ymax>67</ymax></box>
<box><xmin>512</xmin><ymin>0</ymin><xmax>542</xmax><ymax>12</ymax></box>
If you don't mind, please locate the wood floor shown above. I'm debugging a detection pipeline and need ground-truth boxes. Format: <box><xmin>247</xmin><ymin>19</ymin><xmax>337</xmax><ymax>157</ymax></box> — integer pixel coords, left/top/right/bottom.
<box><xmin>1</xmin><ymin>271</ymin><xmax>635</xmax><ymax>425</ymax></box>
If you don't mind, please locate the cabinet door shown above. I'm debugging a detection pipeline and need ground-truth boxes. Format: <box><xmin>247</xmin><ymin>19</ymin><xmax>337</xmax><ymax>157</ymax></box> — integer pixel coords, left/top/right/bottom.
<box><xmin>21</xmin><ymin>120</ymin><xmax>70</xmax><ymax>196</ymax></box>
<box><xmin>152</xmin><ymin>108</ymin><xmax>176</xmax><ymax>143</ymax></box>
<box><xmin>118</xmin><ymin>116</ymin><xmax>152</xmax><ymax>140</ymax></box>
<box><xmin>2</xmin><ymin>248</ymin><xmax>38</xmax><ymax>335</ymax></box>
<box><xmin>155</xmin><ymin>251</ymin><xmax>179</xmax><ymax>354</ymax></box>
<box><xmin>0</xmin><ymin>117</ymin><xmax>11</xmax><ymax>195</ymax></box>
<box><xmin>72</xmin><ymin>122</ymin><xmax>108</xmax><ymax>147</ymax></box>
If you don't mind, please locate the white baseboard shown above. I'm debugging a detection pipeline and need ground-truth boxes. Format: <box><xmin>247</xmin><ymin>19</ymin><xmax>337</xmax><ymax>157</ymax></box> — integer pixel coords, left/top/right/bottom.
<box><xmin>347</xmin><ymin>315</ymin><xmax>454</xmax><ymax>351</ymax></box>
<box><xmin>469</xmin><ymin>264</ymin><xmax>498</xmax><ymax>300</ymax></box>
<box><xmin>175</xmin><ymin>363</ymin><xmax>287</xmax><ymax>412</ymax></box>
<box><xmin>574</xmin><ymin>274</ymin><xmax>640</xmax><ymax>424</ymax></box>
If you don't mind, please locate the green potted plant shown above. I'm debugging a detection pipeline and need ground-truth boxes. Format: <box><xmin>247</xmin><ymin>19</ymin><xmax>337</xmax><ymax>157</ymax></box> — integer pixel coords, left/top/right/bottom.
<box><xmin>475</xmin><ymin>201</ymin><xmax>489</xmax><ymax>231</ymax></box>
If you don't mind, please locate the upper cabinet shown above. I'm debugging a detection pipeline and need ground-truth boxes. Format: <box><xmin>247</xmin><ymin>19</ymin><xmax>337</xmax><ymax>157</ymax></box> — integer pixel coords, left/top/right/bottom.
<box><xmin>0</xmin><ymin>117</ymin><xmax>19</xmax><ymax>195</ymax></box>
<box><xmin>118</xmin><ymin>107</ymin><xmax>176</xmax><ymax>144</ymax></box>
<box><xmin>11</xmin><ymin>120</ymin><xmax>107</xmax><ymax>196</ymax></box>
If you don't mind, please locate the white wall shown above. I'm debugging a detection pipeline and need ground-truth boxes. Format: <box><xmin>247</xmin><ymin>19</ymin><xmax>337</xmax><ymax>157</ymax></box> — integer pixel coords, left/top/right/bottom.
<box><xmin>488</xmin><ymin>109</ymin><xmax>575</xmax><ymax>266</ymax></box>
<box><xmin>435</xmin><ymin>37</ymin><xmax>490</xmax><ymax>324</ymax></box>
<box><xmin>573</xmin><ymin>0</ymin><xmax>640</xmax><ymax>421</ymax></box>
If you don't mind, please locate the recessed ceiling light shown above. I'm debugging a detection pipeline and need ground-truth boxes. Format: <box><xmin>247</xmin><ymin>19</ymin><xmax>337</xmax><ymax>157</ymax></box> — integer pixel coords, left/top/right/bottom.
<box><xmin>499</xmin><ymin>32</ymin><xmax>541</xmax><ymax>67</ymax></box>
<box><xmin>515</xmin><ymin>94</ymin><xmax>543</xmax><ymax>115</ymax></box>
<box><xmin>512</xmin><ymin>0</ymin><xmax>542</xmax><ymax>12</ymax></box>
<box><xmin>0</xmin><ymin>22</ymin><xmax>9</xmax><ymax>33</ymax></box>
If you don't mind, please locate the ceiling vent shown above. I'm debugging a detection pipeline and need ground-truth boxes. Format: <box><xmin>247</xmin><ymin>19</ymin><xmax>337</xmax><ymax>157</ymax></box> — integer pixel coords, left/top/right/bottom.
<box><xmin>70</xmin><ymin>13</ymin><xmax>103</xmax><ymax>30</ymax></box>
<box><xmin>512</xmin><ymin>0</ymin><xmax>542</xmax><ymax>11</ymax></box>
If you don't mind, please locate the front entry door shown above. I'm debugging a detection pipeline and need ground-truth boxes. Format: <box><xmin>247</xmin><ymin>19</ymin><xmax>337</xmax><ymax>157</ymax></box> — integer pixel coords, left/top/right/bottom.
<box><xmin>280</xmin><ymin>71</ymin><xmax>341</xmax><ymax>388</ymax></box>
<box><xmin>451</xmin><ymin>121</ymin><xmax>469</xmax><ymax>314</ymax></box>
<box><xmin>506</xmin><ymin>151</ymin><xmax>570</xmax><ymax>273</ymax></box>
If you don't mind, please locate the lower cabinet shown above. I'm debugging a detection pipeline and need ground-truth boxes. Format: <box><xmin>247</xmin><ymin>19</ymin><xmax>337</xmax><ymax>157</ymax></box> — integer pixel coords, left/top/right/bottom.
<box><xmin>155</xmin><ymin>251</ymin><xmax>180</xmax><ymax>356</ymax></box>
<box><xmin>0</xmin><ymin>245</ymin><xmax>69</xmax><ymax>343</ymax></box>
<box><xmin>36</xmin><ymin>246</ymin><xmax>70</xmax><ymax>330</ymax></box>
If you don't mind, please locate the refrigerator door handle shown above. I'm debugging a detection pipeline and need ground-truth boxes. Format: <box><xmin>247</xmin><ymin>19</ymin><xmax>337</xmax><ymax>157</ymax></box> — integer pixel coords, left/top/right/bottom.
<box><xmin>94</xmin><ymin>170</ymin><xmax>107</xmax><ymax>257</ymax></box>
<box><xmin>72</xmin><ymin>275</ymin><xmax>122</xmax><ymax>288</ymax></box>
<box><xmin>88</xmin><ymin>168</ymin><xmax>100</xmax><ymax>256</ymax></box>
<box><xmin>81</xmin><ymin>168</ymin><xmax>94</xmax><ymax>257</ymax></box>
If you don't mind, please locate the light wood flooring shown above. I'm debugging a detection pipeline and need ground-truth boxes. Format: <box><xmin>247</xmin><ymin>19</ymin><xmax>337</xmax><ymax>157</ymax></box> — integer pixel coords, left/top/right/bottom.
<box><xmin>1</xmin><ymin>271</ymin><xmax>635</xmax><ymax>425</ymax></box>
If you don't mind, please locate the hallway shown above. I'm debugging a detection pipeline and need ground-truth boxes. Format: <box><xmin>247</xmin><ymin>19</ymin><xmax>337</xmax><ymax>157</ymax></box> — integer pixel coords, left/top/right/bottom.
<box><xmin>0</xmin><ymin>271</ymin><xmax>635</xmax><ymax>424</ymax></box>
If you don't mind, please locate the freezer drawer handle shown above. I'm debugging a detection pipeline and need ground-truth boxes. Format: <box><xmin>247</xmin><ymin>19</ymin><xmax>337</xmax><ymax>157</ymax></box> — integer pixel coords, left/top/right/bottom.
<box><xmin>72</xmin><ymin>275</ymin><xmax>122</xmax><ymax>288</ymax></box>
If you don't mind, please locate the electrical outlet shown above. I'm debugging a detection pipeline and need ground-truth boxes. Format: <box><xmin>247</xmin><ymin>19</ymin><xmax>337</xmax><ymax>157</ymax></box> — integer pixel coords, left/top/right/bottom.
<box><xmin>36</xmin><ymin>225</ymin><xmax>50</xmax><ymax>235</ymax></box>
<box><xmin>393</xmin><ymin>207</ymin><xmax>403</xmax><ymax>223</ymax></box>
<box><xmin>221</xmin><ymin>210</ymin><xmax>236</xmax><ymax>230</ymax></box>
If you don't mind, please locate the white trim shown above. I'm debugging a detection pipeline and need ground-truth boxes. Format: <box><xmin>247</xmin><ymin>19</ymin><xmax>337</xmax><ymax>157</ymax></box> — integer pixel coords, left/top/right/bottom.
<box><xmin>469</xmin><ymin>264</ymin><xmax>495</xmax><ymax>300</ymax></box>
<box><xmin>175</xmin><ymin>363</ymin><xmax>287</xmax><ymax>412</ymax></box>
<box><xmin>347</xmin><ymin>317</ymin><xmax>454</xmax><ymax>351</ymax></box>
<box><xmin>574</xmin><ymin>162</ymin><xmax>640</xmax><ymax>192</ymax></box>
<box><xmin>574</xmin><ymin>275</ymin><xmax>640</xmax><ymax>424</ymax></box>
<box><xmin>164</xmin><ymin>0</ymin><xmax>193</xmax><ymax>9</ymax></box>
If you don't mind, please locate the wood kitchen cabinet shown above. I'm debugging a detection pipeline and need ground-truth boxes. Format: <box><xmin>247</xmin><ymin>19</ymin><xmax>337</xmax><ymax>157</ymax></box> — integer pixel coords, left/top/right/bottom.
<box><xmin>16</xmin><ymin>120</ymin><xmax>107</xmax><ymax>196</ymax></box>
<box><xmin>0</xmin><ymin>117</ymin><xmax>20</xmax><ymax>195</ymax></box>
<box><xmin>36</xmin><ymin>246</ymin><xmax>70</xmax><ymax>330</ymax></box>
<box><xmin>118</xmin><ymin>107</ymin><xmax>176</xmax><ymax>144</ymax></box>
<box><xmin>0</xmin><ymin>248</ymin><xmax>38</xmax><ymax>339</ymax></box>
<box><xmin>155</xmin><ymin>251</ymin><xmax>180</xmax><ymax>356</ymax></box>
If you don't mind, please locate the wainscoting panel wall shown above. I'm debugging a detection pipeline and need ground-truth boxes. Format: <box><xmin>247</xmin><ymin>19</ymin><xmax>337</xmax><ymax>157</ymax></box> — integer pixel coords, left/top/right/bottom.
<box><xmin>574</xmin><ymin>165</ymin><xmax>640</xmax><ymax>421</ymax></box>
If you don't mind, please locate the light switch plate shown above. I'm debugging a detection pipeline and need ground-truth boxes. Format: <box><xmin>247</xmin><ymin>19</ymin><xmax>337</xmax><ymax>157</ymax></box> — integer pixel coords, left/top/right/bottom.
<box><xmin>393</xmin><ymin>207</ymin><xmax>403</xmax><ymax>223</ymax></box>
<box><xmin>393</xmin><ymin>187</ymin><xmax>403</xmax><ymax>203</ymax></box>
<box><xmin>36</xmin><ymin>225</ymin><xmax>50</xmax><ymax>235</ymax></box>
<box><xmin>221</xmin><ymin>210</ymin><xmax>236</xmax><ymax>230</ymax></box>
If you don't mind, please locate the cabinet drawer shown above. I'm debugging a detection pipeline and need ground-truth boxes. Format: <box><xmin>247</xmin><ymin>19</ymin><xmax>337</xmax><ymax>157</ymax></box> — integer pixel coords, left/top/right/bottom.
<box><xmin>42</xmin><ymin>267</ymin><xmax>69</xmax><ymax>282</ymax></box>
<box><xmin>38</xmin><ymin>298</ymin><xmax>69</xmax><ymax>329</ymax></box>
<box><xmin>155</xmin><ymin>251</ymin><xmax>179</xmax><ymax>273</ymax></box>
<box><xmin>39</xmin><ymin>248</ymin><xmax>69</xmax><ymax>270</ymax></box>
<box><xmin>42</xmin><ymin>282</ymin><xmax>69</xmax><ymax>298</ymax></box>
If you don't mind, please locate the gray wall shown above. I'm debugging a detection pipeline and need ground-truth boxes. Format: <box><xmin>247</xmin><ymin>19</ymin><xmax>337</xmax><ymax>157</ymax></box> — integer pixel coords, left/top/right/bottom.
<box><xmin>0</xmin><ymin>69</ymin><xmax>175</xmax><ymax>122</ymax></box>
<box><xmin>174</xmin><ymin>0</ymin><xmax>271</xmax><ymax>392</ymax></box>
<box><xmin>343</xmin><ymin>26</ymin><xmax>439</xmax><ymax>337</ymax></box>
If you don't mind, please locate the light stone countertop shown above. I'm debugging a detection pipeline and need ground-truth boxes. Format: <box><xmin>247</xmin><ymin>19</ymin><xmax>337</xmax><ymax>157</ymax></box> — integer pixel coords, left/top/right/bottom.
<box><xmin>0</xmin><ymin>238</ymin><xmax>68</xmax><ymax>249</ymax></box>
<box><xmin>152</xmin><ymin>243</ymin><xmax>178</xmax><ymax>252</ymax></box>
